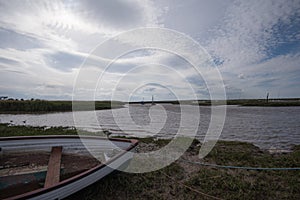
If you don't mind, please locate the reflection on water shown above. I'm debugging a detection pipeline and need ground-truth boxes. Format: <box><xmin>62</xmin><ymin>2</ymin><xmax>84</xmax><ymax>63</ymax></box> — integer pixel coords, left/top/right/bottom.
<box><xmin>0</xmin><ymin>104</ymin><xmax>300</xmax><ymax>149</ymax></box>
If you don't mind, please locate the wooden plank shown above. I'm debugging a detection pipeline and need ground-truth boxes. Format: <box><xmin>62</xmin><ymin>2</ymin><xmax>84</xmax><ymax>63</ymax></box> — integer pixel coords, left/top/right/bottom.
<box><xmin>44</xmin><ymin>146</ymin><xmax>62</xmax><ymax>188</ymax></box>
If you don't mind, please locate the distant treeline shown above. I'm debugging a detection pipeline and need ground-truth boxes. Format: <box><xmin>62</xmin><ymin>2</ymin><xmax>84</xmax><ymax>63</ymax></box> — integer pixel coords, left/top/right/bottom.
<box><xmin>0</xmin><ymin>100</ymin><xmax>124</xmax><ymax>113</ymax></box>
<box><xmin>227</xmin><ymin>99</ymin><xmax>300</xmax><ymax>106</ymax></box>
<box><xmin>129</xmin><ymin>98</ymin><xmax>300</xmax><ymax>106</ymax></box>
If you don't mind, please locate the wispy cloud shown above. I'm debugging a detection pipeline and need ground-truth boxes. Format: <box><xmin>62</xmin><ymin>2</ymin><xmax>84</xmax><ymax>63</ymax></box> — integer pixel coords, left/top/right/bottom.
<box><xmin>0</xmin><ymin>0</ymin><xmax>299</xmax><ymax>100</ymax></box>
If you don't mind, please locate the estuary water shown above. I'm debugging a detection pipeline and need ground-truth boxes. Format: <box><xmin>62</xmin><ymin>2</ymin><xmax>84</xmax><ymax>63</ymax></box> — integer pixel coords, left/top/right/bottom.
<box><xmin>1</xmin><ymin>104</ymin><xmax>299</xmax><ymax>150</ymax></box>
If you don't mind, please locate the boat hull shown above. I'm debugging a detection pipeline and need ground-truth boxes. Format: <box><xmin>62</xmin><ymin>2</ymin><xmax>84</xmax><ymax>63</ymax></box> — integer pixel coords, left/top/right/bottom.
<box><xmin>0</xmin><ymin>136</ymin><xmax>138</xmax><ymax>200</ymax></box>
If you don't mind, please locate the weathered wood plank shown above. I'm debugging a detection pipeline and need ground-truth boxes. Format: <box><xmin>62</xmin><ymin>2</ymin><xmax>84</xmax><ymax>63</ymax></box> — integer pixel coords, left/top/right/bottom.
<box><xmin>44</xmin><ymin>146</ymin><xmax>62</xmax><ymax>188</ymax></box>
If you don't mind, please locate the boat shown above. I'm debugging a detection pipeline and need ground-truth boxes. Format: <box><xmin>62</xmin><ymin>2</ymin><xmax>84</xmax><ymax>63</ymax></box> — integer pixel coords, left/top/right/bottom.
<box><xmin>0</xmin><ymin>135</ymin><xmax>138</xmax><ymax>200</ymax></box>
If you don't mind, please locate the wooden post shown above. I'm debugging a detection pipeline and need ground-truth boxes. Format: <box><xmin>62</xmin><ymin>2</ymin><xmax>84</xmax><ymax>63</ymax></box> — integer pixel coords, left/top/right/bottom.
<box><xmin>44</xmin><ymin>146</ymin><xmax>63</xmax><ymax>188</ymax></box>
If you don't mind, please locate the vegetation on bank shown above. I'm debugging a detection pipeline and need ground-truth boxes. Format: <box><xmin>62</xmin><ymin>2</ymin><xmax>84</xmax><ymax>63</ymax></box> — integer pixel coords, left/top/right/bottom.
<box><xmin>0</xmin><ymin>124</ymin><xmax>299</xmax><ymax>199</ymax></box>
<box><xmin>0</xmin><ymin>97</ymin><xmax>299</xmax><ymax>114</ymax></box>
<box><xmin>0</xmin><ymin>123</ymin><xmax>108</xmax><ymax>137</ymax></box>
<box><xmin>0</xmin><ymin>100</ymin><xmax>124</xmax><ymax>113</ymax></box>
<box><xmin>194</xmin><ymin>98</ymin><xmax>300</xmax><ymax>106</ymax></box>
<box><xmin>0</xmin><ymin>123</ymin><xmax>77</xmax><ymax>137</ymax></box>
<box><xmin>129</xmin><ymin>98</ymin><xmax>300</xmax><ymax>106</ymax></box>
<box><xmin>226</xmin><ymin>99</ymin><xmax>300</xmax><ymax>107</ymax></box>
<box><xmin>67</xmin><ymin>138</ymin><xmax>300</xmax><ymax>200</ymax></box>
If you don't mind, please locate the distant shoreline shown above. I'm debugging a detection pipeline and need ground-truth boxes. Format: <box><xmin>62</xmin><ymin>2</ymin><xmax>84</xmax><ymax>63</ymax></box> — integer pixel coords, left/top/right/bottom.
<box><xmin>129</xmin><ymin>98</ymin><xmax>300</xmax><ymax>107</ymax></box>
<box><xmin>0</xmin><ymin>98</ymin><xmax>299</xmax><ymax>114</ymax></box>
<box><xmin>0</xmin><ymin>100</ymin><xmax>124</xmax><ymax>114</ymax></box>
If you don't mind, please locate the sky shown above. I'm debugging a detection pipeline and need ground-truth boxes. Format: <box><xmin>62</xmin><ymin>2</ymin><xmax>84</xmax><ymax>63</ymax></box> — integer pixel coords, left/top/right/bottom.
<box><xmin>0</xmin><ymin>0</ymin><xmax>299</xmax><ymax>101</ymax></box>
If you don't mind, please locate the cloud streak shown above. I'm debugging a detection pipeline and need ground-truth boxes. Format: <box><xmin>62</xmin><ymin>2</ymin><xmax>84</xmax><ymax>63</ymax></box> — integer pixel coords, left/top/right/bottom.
<box><xmin>0</xmin><ymin>0</ymin><xmax>299</xmax><ymax>100</ymax></box>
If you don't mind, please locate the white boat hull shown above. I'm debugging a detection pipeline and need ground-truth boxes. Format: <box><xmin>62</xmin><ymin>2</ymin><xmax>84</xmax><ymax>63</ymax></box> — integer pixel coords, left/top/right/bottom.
<box><xmin>0</xmin><ymin>136</ymin><xmax>138</xmax><ymax>200</ymax></box>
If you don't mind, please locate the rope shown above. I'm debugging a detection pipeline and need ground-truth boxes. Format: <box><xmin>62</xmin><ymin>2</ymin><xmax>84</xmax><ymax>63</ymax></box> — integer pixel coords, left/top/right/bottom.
<box><xmin>160</xmin><ymin>171</ymin><xmax>224</xmax><ymax>200</ymax></box>
<box><xmin>179</xmin><ymin>158</ymin><xmax>300</xmax><ymax>171</ymax></box>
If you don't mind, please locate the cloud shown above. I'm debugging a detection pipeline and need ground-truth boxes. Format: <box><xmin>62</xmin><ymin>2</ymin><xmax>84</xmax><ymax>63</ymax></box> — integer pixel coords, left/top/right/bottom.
<box><xmin>46</xmin><ymin>51</ymin><xmax>85</xmax><ymax>72</ymax></box>
<box><xmin>0</xmin><ymin>0</ymin><xmax>163</xmax><ymax>99</ymax></box>
<box><xmin>77</xmin><ymin>0</ymin><xmax>161</xmax><ymax>29</ymax></box>
<box><xmin>157</xmin><ymin>0</ymin><xmax>231</xmax><ymax>40</ymax></box>
<box><xmin>0</xmin><ymin>28</ymin><xmax>42</xmax><ymax>50</ymax></box>
<box><xmin>206</xmin><ymin>0</ymin><xmax>300</xmax><ymax>67</ymax></box>
<box><xmin>0</xmin><ymin>0</ymin><xmax>299</xmax><ymax>100</ymax></box>
<box><xmin>0</xmin><ymin>56</ymin><xmax>20</xmax><ymax>66</ymax></box>
<box><xmin>201</xmin><ymin>0</ymin><xmax>300</xmax><ymax>98</ymax></box>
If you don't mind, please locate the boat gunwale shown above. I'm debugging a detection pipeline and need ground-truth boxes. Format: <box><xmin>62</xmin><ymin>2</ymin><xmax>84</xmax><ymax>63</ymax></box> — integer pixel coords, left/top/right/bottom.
<box><xmin>0</xmin><ymin>135</ymin><xmax>138</xmax><ymax>200</ymax></box>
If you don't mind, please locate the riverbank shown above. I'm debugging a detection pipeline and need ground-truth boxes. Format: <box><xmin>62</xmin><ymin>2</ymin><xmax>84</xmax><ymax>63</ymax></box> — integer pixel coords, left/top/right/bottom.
<box><xmin>1</xmin><ymin>98</ymin><xmax>299</xmax><ymax>115</ymax></box>
<box><xmin>129</xmin><ymin>98</ymin><xmax>300</xmax><ymax>107</ymax></box>
<box><xmin>0</xmin><ymin>124</ymin><xmax>299</xmax><ymax>199</ymax></box>
<box><xmin>0</xmin><ymin>100</ymin><xmax>124</xmax><ymax>114</ymax></box>
<box><xmin>68</xmin><ymin>139</ymin><xmax>300</xmax><ymax>200</ymax></box>
<box><xmin>194</xmin><ymin>99</ymin><xmax>300</xmax><ymax>106</ymax></box>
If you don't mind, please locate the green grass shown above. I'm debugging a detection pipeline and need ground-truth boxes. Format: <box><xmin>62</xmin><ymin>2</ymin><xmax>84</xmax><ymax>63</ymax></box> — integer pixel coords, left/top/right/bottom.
<box><xmin>0</xmin><ymin>123</ymin><xmax>106</xmax><ymax>137</ymax></box>
<box><xmin>1</xmin><ymin>124</ymin><xmax>299</xmax><ymax>199</ymax></box>
<box><xmin>1</xmin><ymin>98</ymin><xmax>299</xmax><ymax>114</ymax></box>
<box><xmin>0</xmin><ymin>100</ymin><xmax>124</xmax><ymax>113</ymax></box>
<box><xmin>198</xmin><ymin>99</ymin><xmax>300</xmax><ymax>106</ymax></box>
<box><xmin>0</xmin><ymin>123</ymin><xmax>77</xmax><ymax>137</ymax></box>
<box><xmin>66</xmin><ymin>139</ymin><xmax>300</xmax><ymax>200</ymax></box>
<box><xmin>129</xmin><ymin>98</ymin><xmax>300</xmax><ymax>107</ymax></box>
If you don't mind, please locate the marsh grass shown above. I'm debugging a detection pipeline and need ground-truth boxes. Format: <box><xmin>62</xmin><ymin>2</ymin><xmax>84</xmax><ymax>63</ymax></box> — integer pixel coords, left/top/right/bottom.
<box><xmin>0</xmin><ymin>100</ymin><xmax>124</xmax><ymax>113</ymax></box>
<box><xmin>67</xmin><ymin>137</ymin><xmax>300</xmax><ymax>200</ymax></box>
<box><xmin>0</xmin><ymin>124</ymin><xmax>299</xmax><ymax>199</ymax></box>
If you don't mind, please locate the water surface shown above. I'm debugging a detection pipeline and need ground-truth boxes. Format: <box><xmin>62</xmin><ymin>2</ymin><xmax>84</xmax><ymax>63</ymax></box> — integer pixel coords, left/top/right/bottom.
<box><xmin>1</xmin><ymin>104</ymin><xmax>299</xmax><ymax>149</ymax></box>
